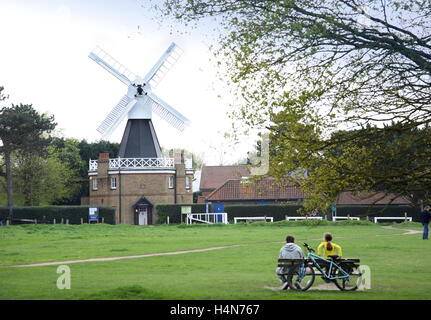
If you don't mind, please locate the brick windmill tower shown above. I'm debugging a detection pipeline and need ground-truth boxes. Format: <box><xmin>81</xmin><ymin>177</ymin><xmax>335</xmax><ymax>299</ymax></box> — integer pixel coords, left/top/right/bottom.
<box><xmin>87</xmin><ymin>43</ymin><xmax>194</xmax><ymax>225</ymax></box>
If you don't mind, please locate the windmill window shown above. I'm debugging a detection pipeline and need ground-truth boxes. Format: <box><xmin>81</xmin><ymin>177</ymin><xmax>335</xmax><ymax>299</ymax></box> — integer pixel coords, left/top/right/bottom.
<box><xmin>93</xmin><ymin>178</ymin><xmax>98</xmax><ymax>191</ymax></box>
<box><xmin>111</xmin><ymin>177</ymin><xmax>117</xmax><ymax>190</ymax></box>
<box><xmin>168</xmin><ymin>176</ymin><xmax>174</xmax><ymax>189</ymax></box>
<box><xmin>186</xmin><ymin>176</ymin><xmax>191</xmax><ymax>189</ymax></box>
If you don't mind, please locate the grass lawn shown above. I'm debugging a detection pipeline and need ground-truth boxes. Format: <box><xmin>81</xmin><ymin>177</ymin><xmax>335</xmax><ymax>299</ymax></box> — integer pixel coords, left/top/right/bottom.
<box><xmin>0</xmin><ymin>220</ymin><xmax>429</xmax><ymax>300</ymax></box>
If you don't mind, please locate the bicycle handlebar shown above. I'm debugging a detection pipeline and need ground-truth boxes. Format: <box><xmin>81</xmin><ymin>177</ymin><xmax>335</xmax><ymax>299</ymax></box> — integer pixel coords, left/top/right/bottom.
<box><xmin>303</xmin><ymin>243</ymin><xmax>315</xmax><ymax>252</ymax></box>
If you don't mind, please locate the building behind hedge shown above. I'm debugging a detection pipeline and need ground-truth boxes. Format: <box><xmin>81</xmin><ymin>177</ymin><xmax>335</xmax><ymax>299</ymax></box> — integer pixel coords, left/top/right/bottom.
<box><xmin>204</xmin><ymin>176</ymin><xmax>305</xmax><ymax>205</ymax></box>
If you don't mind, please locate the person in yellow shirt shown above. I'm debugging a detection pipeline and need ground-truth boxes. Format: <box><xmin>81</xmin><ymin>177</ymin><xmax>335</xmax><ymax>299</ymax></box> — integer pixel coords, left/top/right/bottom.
<box><xmin>317</xmin><ymin>233</ymin><xmax>342</xmax><ymax>258</ymax></box>
<box><xmin>317</xmin><ymin>233</ymin><xmax>342</xmax><ymax>282</ymax></box>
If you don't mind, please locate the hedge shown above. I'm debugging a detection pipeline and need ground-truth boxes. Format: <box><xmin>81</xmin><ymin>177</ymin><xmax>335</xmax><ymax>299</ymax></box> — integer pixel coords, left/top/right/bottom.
<box><xmin>332</xmin><ymin>205</ymin><xmax>421</xmax><ymax>221</ymax></box>
<box><xmin>224</xmin><ymin>204</ymin><xmax>303</xmax><ymax>222</ymax></box>
<box><xmin>154</xmin><ymin>203</ymin><xmax>303</xmax><ymax>224</ymax></box>
<box><xmin>154</xmin><ymin>203</ymin><xmax>422</xmax><ymax>224</ymax></box>
<box><xmin>155</xmin><ymin>204</ymin><xmax>208</xmax><ymax>224</ymax></box>
<box><xmin>0</xmin><ymin>206</ymin><xmax>117</xmax><ymax>225</ymax></box>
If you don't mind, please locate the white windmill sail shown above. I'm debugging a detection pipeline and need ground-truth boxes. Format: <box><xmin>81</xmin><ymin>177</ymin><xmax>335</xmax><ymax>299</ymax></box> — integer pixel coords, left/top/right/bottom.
<box><xmin>143</xmin><ymin>43</ymin><xmax>183</xmax><ymax>89</ymax></box>
<box><xmin>89</xmin><ymin>46</ymin><xmax>136</xmax><ymax>85</ymax></box>
<box><xmin>147</xmin><ymin>92</ymin><xmax>190</xmax><ymax>132</ymax></box>
<box><xmin>90</xmin><ymin>42</ymin><xmax>190</xmax><ymax>140</ymax></box>
<box><xmin>97</xmin><ymin>95</ymin><xmax>137</xmax><ymax>138</ymax></box>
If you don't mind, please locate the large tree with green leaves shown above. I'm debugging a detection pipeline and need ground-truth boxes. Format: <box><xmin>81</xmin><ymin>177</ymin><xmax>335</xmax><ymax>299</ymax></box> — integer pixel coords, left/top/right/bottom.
<box><xmin>0</xmin><ymin>93</ymin><xmax>56</xmax><ymax>222</ymax></box>
<box><xmin>12</xmin><ymin>140</ymin><xmax>84</xmax><ymax>206</ymax></box>
<box><xmin>160</xmin><ymin>0</ymin><xmax>431</xmax><ymax>211</ymax></box>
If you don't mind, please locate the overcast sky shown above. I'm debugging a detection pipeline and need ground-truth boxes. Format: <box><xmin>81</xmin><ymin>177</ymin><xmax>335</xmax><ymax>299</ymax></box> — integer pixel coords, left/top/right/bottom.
<box><xmin>0</xmin><ymin>0</ymin><xmax>258</xmax><ymax>166</ymax></box>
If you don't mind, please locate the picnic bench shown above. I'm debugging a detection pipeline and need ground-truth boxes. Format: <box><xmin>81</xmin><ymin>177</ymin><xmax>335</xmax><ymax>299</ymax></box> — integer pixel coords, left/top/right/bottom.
<box><xmin>278</xmin><ymin>257</ymin><xmax>360</xmax><ymax>276</ymax></box>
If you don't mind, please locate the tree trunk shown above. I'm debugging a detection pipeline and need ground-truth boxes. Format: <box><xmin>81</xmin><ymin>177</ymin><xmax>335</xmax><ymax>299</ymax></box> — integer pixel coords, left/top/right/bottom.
<box><xmin>5</xmin><ymin>151</ymin><xmax>13</xmax><ymax>224</ymax></box>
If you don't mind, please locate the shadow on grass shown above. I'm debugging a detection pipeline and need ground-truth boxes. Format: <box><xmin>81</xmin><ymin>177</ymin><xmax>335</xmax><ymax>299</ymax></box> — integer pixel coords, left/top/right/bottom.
<box><xmin>84</xmin><ymin>285</ymin><xmax>165</xmax><ymax>300</ymax></box>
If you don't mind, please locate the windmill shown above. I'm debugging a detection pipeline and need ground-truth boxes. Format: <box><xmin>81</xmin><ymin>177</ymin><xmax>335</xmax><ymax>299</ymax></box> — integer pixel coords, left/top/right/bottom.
<box><xmin>89</xmin><ymin>43</ymin><xmax>190</xmax><ymax>158</ymax></box>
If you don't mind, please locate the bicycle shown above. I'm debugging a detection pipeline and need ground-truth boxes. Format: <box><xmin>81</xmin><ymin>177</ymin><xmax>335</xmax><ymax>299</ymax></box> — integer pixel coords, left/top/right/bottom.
<box><xmin>281</xmin><ymin>243</ymin><xmax>362</xmax><ymax>291</ymax></box>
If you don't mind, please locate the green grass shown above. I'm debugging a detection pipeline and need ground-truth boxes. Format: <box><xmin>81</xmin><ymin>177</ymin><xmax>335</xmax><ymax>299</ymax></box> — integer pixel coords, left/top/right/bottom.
<box><xmin>0</xmin><ymin>221</ymin><xmax>428</xmax><ymax>300</ymax></box>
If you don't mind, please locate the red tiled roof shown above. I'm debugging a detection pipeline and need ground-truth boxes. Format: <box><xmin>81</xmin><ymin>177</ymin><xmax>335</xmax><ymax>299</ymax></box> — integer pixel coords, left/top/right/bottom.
<box><xmin>336</xmin><ymin>191</ymin><xmax>410</xmax><ymax>205</ymax></box>
<box><xmin>206</xmin><ymin>177</ymin><xmax>305</xmax><ymax>201</ymax></box>
<box><xmin>199</xmin><ymin>165</ymin><xmax>250</xmax><ymax>191</ymax></box>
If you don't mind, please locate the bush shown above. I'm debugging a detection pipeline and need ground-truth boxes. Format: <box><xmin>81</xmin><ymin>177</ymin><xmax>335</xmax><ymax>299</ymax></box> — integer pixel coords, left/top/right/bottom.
<box><xmin>224</xmin><ymin>204</ymin><xmax>304</xmax><ymax>222</ymax></box>
<box><xmin>154</xmin><ymin>203</ymin><xmax>422</xmax><ymax>225</ymax></box>
<box><xmin>0</xmin><ymin>206</ymin><xmax>116</xmax><ymax>224</ymax></box>
<box><xmin>333</xmin><ymin>205</ymin><xmax>421</xmax><ymax>222</ymax></box>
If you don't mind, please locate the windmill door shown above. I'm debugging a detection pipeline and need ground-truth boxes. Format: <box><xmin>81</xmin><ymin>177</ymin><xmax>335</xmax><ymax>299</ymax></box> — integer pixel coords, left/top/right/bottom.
<box><xmin>138</xmin><ymin>207</ymin><xmax>148</xmax><ymax>226</ymax></box>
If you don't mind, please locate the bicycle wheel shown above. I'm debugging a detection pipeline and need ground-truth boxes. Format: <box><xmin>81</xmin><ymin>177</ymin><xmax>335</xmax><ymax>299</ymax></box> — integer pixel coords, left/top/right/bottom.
<box><xmin>288</xmin><ymin>264</ymin><xmax>315</xmax><ymax>291</ymax></box>
<box><xmin>334</xmin><ymin>264</ymin><xmax>362</xmax><ymax>291</ymax></box>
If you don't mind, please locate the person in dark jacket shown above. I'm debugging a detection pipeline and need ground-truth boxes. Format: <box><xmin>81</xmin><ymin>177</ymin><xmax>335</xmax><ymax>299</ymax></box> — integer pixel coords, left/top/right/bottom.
<box><xmin>420</xmin><ymin>206</ymin><xmax>431</xmax><ymax>240</ymax></box>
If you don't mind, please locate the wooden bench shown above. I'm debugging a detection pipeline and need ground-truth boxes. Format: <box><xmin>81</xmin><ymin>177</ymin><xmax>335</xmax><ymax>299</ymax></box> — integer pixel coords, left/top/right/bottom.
<box><xmin>278</xmin><ymin>258</ymin><xmax>360</xmax><ymax>276</ymax></box>
<box><xmin>277</xmin><ymin>258</ymin><xmax>304</xmax><ymax>268</ymax></box>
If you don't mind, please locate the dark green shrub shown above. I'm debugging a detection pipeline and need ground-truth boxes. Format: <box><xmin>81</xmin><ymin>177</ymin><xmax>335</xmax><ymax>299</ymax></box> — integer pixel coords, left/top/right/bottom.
<box><xmin>332</xmin><ymin>205</ymin><xmax>420</xmax><ymax>222</ymax></box>
<box><xmin>0</xmin><ymin>206</ymin><xmax>116</xmax><ymax>224</ymax></box>
<box><xmin>224</xmin><ymin>204</ymin><xmax>303</xmax><ymax>222</ymax></box>
<box><xmin>155</xmin><ymin>204</ymin><xmax>208</xmax><ymax>224</ymax></box>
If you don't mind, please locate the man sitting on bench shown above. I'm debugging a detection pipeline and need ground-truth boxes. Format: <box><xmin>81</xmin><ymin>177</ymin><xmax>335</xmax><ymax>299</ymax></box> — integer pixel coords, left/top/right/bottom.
<box><xmin>276</xmin><ymin>235</ymin><xmax>304</xmax><ymax>290</ymax></box>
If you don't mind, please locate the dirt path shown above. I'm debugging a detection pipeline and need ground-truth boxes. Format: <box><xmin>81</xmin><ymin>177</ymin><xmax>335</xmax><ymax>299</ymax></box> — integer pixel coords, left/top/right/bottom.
<box><xmin>9</xmin><ymin>244</ymin><xmax>246</xmax><ymax>268</ymax></box>
<box><xmin>379</xmin><ymin>225</ymin><xmax>422</xmax><ymax>235</ymax></box>
<box><xmin>6</xmin><ymin>225</ymin><xmax>422</xmax><ymax>269</ymax></box>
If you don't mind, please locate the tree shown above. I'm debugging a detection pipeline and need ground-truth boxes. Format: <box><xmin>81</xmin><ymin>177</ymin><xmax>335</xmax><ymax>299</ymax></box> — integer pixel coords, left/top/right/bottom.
<box><xmin>0</xmin><ymin>97</ymin><xmax>56</xmax><ymax>222</ymax></box>
<box><xmin>76</xmin><ymin>139</ymin><xmax>120</xmax><ymax>200</ymax></box>
<box><xmin>160</xmin><ymin>0</ymin><xmax>431</xmax><ymax>212</ymax></box>
<box><xmin>161</xmin><ymin>147</ymin><xmax>205</xmax><ymax>169</ymax></box>
<box><xmin>13</xmin><ymin>141</ymin><xmax>84</xmax><ymax>206</ymax></box>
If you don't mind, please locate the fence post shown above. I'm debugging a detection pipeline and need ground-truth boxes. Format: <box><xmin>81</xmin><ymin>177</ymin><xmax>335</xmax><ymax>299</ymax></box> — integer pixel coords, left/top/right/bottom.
<box><xmin>167</xmin><ymin>216</ymin><xmax>170</xmax><ymax>225</ymax></box>
<box><xmin>102</xmin><ymin>217</ymin><xmax>104</xmax><ymax>224</ymax></box>
<box><xmin>404</xmin><ymin>212</ymin><xmax>407</xmax><ymax>223</ymax></box>
<box><xmin>34</xmin><ymin>219</ymin><xmax>37</xmax><ymax>225</ymax></box>
<box><xmin>53</xmin><ymin>218</ymin><xmax>56</xmax><ymax>225</ymax></box>
<box><xmin>66</xmin><ymin>219</ymin><xmax>69</xmax><ymax>225</ymax></box>
<box><xmin>61</xmin><ymin>218</ymin><xmax>64</xmax><ymax>224</ymax></box>
<box><xmin>81</xmin><ymin>218</ymin><xmax>83</xmax><ymax>224</ymax></box>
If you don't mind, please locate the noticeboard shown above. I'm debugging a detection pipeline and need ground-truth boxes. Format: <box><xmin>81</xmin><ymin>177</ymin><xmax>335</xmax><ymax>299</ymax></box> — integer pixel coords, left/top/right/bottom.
<box><xmin>89</xmin><ymin>207</ymin><xmax>99</xmax><ymax>222</ymax></box>
<box><xmin>181</xmin><ymin>206</ymin><xmax>192</xmax><ymax>215</ymax></box>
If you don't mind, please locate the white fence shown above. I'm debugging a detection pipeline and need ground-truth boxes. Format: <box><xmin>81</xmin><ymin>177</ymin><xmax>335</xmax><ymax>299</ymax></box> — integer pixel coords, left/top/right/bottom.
<box><xmin>373</xmin><ymin>216</ymin><xmax>412</xmax><ymax>223</ymax></box>
<box><xmin>285</xmin><ymin>216</ymin><xmax>323</xmax><ymax>221</ymax></box>
<box><xmin>186</xmin><ymin>213</ymin><xmax>228</xmax><ymax>225</ymax></box>
<box><xmin>332</xmin><ymin>216</ymin><xmax>360</xmax><ymax>221</ymax></box>
<box><xmin>234</xmin><ymin>216</ymin><xmax>274</xmax><ymax>224</ymax></box>
<box><xmin>109</xmin><ymin>158</ymin><xmax>174</xmax><ymax>169</ymax></box>
<box><xmin>89</xmin><ymin>157</ymin><xmax>193</xmax><ymax>171</ymax></box>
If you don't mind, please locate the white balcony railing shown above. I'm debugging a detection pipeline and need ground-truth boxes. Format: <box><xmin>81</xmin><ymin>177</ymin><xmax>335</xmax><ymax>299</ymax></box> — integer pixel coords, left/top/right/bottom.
<box><xmin>89</xmin><ymin>157</ymin><xmax>193</xmax><ymax>172</ymax></box>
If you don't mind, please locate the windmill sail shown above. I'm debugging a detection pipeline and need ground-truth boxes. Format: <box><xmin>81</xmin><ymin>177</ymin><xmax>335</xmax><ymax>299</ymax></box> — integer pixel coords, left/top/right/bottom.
<box><xmin>89</xmin><ymin>46</ymin><xmax>136</xmax><ymax>86</ymax></box>
<box><xmin>147</xmin><ymin>92</ymin><xmax>190</xmax><ymax>132</ymax></box>
<box><xmin>143</xmin><ymin>43</ymin><xmax>183</xmax><ymax>88</ymax></box>
<box><xmin>97</xmin><ymin>95</ymin><xmax>137</xmax><ymax>138</ymax></box>
<box><xmin>90</xmin><ymin>42</ymin><xmax>190</xmax><ymax>146</ymax></box>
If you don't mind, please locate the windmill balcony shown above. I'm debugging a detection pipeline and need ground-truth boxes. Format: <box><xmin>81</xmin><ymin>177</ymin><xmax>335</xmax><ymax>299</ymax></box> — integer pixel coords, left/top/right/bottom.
<box><xmin>89</xmin><ymin>157</ymin><xmax>193</xmax><ymax>172</ymax></box>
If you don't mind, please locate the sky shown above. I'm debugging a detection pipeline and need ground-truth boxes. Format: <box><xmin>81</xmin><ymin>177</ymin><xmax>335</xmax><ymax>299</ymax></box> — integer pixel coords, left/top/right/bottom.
<box><xmin>0</xmin><ymin>0</ymin><xmax>258</xmax><ymax>167</ymax></box>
